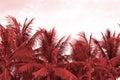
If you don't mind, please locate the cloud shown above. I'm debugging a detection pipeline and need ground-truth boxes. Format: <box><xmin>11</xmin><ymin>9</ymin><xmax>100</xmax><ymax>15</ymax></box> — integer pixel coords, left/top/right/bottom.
<box><xmin>0</xmin><ymin>0</ymin><xmax>31</xmax><ymax>13</ymax></box>
<box><xmin>0</xmin><ymin>0</ymin><xmax>120</xmax><ymax>39</ymax></box>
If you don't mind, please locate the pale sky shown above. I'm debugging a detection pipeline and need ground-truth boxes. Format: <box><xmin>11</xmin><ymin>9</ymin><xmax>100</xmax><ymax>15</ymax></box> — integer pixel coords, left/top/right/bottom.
<box><xmin>0</xmin><ymin>0</ymin><xmax>120</xmax><ymax>39</ymax></box>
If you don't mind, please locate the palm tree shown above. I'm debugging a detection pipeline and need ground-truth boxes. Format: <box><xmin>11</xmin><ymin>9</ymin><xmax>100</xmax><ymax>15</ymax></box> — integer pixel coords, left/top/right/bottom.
<box><xmin>70</xmin><ymin>32</ymin><xmax>117</xmax><ymax>80</ymax></box>
<box><xmin>94</xmin><ymin>29</ymin><xmax>120</xmax><ymax>78</ymax></box>
<box><xmin>31</xmin><ymin>28</ymin><xmax>78</xmax><ymax>80</ymax></box>
<box><xmin>0</xmin><ymin>16</ymin><xmax>120</xmax><ymax>80</ymax></box>
<box><xmin>0</xmin><ymin>16</ymin><xmax>37</xmax><ymax>80</ymax></box>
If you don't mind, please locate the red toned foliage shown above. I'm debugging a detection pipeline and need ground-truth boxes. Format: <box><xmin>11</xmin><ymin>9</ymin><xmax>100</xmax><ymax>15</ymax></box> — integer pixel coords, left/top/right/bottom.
<box><xmin>0</xmin><ymin>16</ymin><xmax>120</xmax><ymax>80</ymax></box>
<box><xmin>31</xmin><ymin>28</ymin><xmax>77</xmax><ymax>80</ymax></box>
<box><xmin>70</xmin><ymin>32</ymin><xmax>118</xmax><ymax>80</ymax></box>
<box><xmin>0</xmin><ymin>16</ymin><xmax>37</xmax><ymax>80</ymax></box>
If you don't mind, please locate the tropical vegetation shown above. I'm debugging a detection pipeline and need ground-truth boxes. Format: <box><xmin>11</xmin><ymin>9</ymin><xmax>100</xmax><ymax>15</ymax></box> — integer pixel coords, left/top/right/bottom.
<box><xmin>0</xmin><ymin>16</ymin><xmax>119</xmax><ymax>80</ymax></box>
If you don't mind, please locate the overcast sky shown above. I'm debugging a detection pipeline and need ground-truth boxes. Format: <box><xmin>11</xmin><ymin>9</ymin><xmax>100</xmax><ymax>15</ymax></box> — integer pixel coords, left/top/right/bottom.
<box><xmin>0</xmin><ymin>0</ymin><xmax>120</xmax><ymax>40</ymax></box>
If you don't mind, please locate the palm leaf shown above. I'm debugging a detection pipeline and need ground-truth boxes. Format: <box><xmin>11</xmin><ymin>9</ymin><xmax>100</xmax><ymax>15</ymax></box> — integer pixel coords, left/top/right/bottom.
<box><xmin>10</xmin><ymin>45</ymin><xmax>34</xmax><ymax>61</ymax></box>
<box><xmin>18</xmin><ymin>62</ymin><xmax>43</xmax><ymax>73</ymax></box>
<box><xmin>58</xmin><ymin>61</ymin><xmax>85</xmax><ymax>77</ymax></box>
<box><xmin>53</xmin><ymin>67</ymin><xmax>78</xmax><ymax>80</ymax></box>
<box><xmin>55</xmin><ymin>36</ymin><xmax>65</xmax><ymax>48</ymax></box>
<box><xmin>22</xmin><ymin>18</ymin><xmax>34</xmax><ymax>41</ymax></box>
<box><xmin>110</xmin><ymin>55</ymin><xmax>120</xmax><ymax>67</ymax></box>
<box><xmin>0</xmin><ymin>24</ymin><xmax>7</xmax><ymax>55</ymax></box>
<box><xmin>32</xmin><ymin>67</ymin><xmax>49</xmax><ymax>78</ymax></box>
<box><xmin>6</xmin><ymin>27</ymin><xmax>18</xmax><ymax>52</ymax></box>
<box><xmin>100</xmin><ymin>29</ymin><xmax>120</xmax><ymax>59</ymax></box>
<box><xmin>94</xmin><ymin>65</ymin><xmax>117</xmax><ymax>80</ymax></box>
<box><xmin>93</xmin><ymin>39</ymin><xmax>106</xmax><ymax>58</ymax></box>
<box><xmin>58</xmin><ymin>35</ymin><xmax>71</xmax><ymax>55</ymax></box>
<box><xmin>6</xmin><ymin>16</ymin><xmax>20</xmax><ymax>33</ymax></box>
<box><xmin>71</xmin><ymin>33</ymin><xmax>94</xmax><ymax>62</ymax></box>
<box><xmin>26</xmin><ymin>30</ymin><xmax>42</xmax><ymax>48</ymax></box>
<box><xmin>0</xmin><ymin>68</ymin><xmax>11</xmax><ymax>80</ymax></box>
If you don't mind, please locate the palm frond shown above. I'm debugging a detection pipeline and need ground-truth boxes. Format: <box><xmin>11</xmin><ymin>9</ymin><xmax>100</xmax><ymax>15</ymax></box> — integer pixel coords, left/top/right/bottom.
<box><xmin>10</xmin><ymin>45</ymin><xmax>34</xmax><ymax>61</ymax></box>
<box><xmin>94</xmin><ymin>64</ymin><xmax>117</xmax><ymax>80</ymax></box>
<box><xmin>71</xmin><ymin>33</ymin><xmax>93</xmax><ymax>61</ymax></box>
<box><xmin>32</xmin><ymin>67</ymin><xmax>49</xmax><ymax>78</ymax></box>
<box><xmin>55</xmin><ymin>36</ymin><xmax>65</xmax><ymax>48</ymax></box>
<box><xmin>58</xmin><ymin>35</ymin><xmax>71</xmax><ymax>55</ymax></box>
<box><xmin>22</xmin><ymin>18</ymin><xmax>34</xmax><ymax>41</ymax></box>
<box><xmin>18</xmin><ymin>62</ymin><xmax>43</xmax><ymax>73</ymax></box>
<box><xmin>58</xmin><ymin>61</ymin><xmax>85</xmax><ymax>77</ymax></box>
<box><xmin>6</xmin><ymin>27</ymin><xmax>18</xmax><ymax>52</ymax></box>
<box><xmin>53</xmin><ymin>67</ymin><xmax>78</xmax><ymax>80</ymax></box>
<box><xmin>6</xmin><ymin>16</ymin><xmax>20</xmax><ymax>33</ymax></box>
<box><xmin>92</xmin><ymin>39</ymin><xmax>106</xmax><ymax>58</ymax></box>
<box><xmin>101</xmin><ymin>29</ymin><xmax>120</xmax><ymax>59</ymax></box>
<box><xmin>0</xmin><ymin>24</ymin><xmax>7</xmax><ymax>55</ymax></box>
<box><xmin>26</xmin><ymin>30</ymin><xmax>42</xmax><ymax>48</ymax></box>
<box><xmin>0</xmin><ymin>68</ymin><xmax>11</xmax><ymax>80</ymax></box>
<box><xmin>110</xmin><ymin>55</ymin><xmax>120</xmax><ymax>68</ymax></box>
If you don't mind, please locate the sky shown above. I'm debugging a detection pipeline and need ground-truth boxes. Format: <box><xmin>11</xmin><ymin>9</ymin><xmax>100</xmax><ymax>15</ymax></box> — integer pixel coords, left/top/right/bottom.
<box><xmin>0</xmin><ymin>0</ymin><xmax>120</xmax><ymax>40</ymax></box>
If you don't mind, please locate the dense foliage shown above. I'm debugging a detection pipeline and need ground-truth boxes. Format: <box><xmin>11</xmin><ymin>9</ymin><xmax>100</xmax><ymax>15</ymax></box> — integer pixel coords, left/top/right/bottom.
<box><xmin>0</xmin><ymin>16</ymin><xmax>120</xmax><ymax>80</ymax></box>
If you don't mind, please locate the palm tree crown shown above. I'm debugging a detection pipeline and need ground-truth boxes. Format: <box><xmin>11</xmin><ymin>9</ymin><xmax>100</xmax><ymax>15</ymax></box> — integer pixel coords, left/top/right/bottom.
<box><xmin>0</xmin><ymin>16</ymin><xmax>120</xmax><ymax>80</ymax></box>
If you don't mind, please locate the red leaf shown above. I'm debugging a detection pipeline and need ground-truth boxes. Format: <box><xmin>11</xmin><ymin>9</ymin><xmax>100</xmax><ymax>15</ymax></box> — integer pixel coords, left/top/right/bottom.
<box><xmin>18</xmin><ymin>62</ymin><xmax>43</xmax><ymax>73</ymax></box>
<box><xmin>32</xmin><ymin>67</ymin><xmax>49</xmax><ymax>78</ymax></box>
<box><xmin>53</xmin><ymin>67</ymin><xmax>78</xmax><ymax>80</ymax></box>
